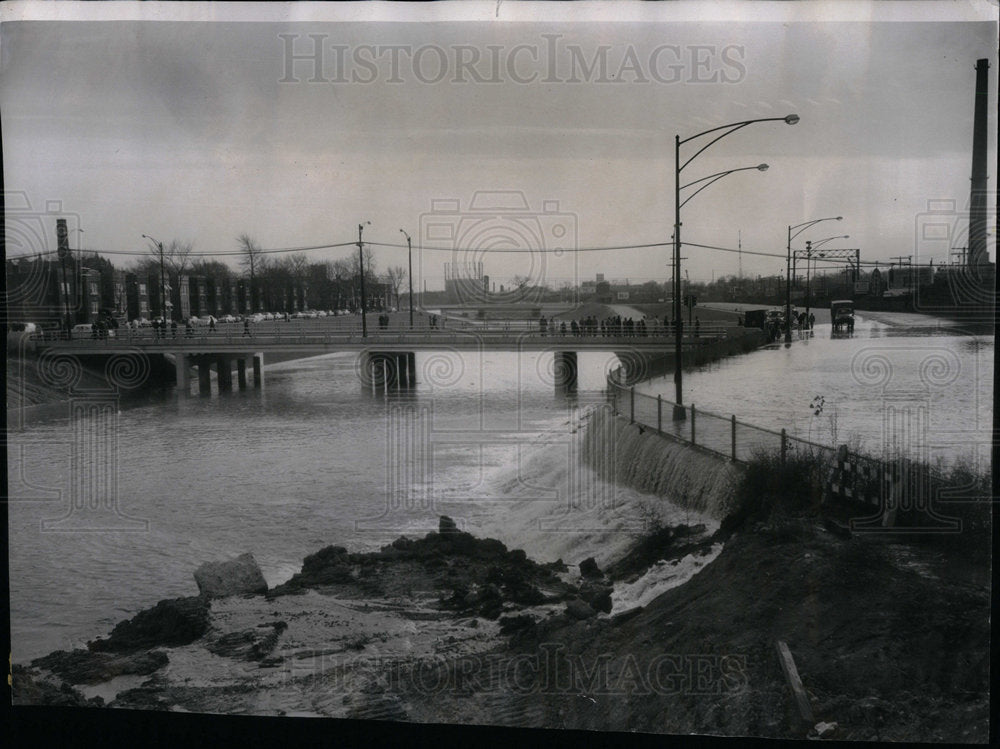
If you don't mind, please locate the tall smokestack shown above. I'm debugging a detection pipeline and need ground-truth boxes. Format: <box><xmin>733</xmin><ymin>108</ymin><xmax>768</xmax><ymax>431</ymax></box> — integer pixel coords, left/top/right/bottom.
<box><xmin>968</xmin><ymin>58</ymin><xmax>989</xmax><ymax>268</ymax></box>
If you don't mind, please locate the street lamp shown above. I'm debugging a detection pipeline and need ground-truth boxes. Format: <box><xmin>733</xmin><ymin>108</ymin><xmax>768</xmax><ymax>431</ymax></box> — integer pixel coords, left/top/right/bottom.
<box><xmin>784</xmin><ymin>216</ymin><xmax>842</xmax><ymax>342</ymax></box>
<box><xmin>358</xmin><ymin>222</ymin><xmax>371</xmax><ymax>337</ymax></box>
<box><xmin>400</xmin><ymin>229</ymin><xmax>413</xmax><ymax>328</ymax></box>
<box><xmin>804</xmin><ymin>235</ymin><xmax>849</xmax><ymax>324</ymax></box>
<box><xmin>674</xmin><ymin>113</ymin><xmax>798</xmax><ymax>419</ymax></box>
<box><xmin>142</xmin><ymin>234</ymin><xmax>167</xmax><ymax>321</ymax></box>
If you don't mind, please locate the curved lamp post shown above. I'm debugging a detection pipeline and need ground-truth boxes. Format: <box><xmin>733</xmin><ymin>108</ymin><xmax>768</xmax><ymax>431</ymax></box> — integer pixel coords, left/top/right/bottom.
<box><xmin>804</xmin><ymin>235</ymin><xmax>850</xmax><ymax>323</ymax></box>
<box><xmin>674</xmin><ymin>114</ymin><xmax>798</xmax><ymax>419</ymax></box>
<box><xmin>141</xmin><ymin>234</ymin><xmax>167</xmax><ymax>321</ymax></box>
<box><xmin>784</xmin><ymin>216</ymin><xmax>842</xmax><ymax>342</ymax></box>
<box><xmin>400</xmin><ymin>229</ymin><xmax>413</xmax><ymax>328</ymax></box>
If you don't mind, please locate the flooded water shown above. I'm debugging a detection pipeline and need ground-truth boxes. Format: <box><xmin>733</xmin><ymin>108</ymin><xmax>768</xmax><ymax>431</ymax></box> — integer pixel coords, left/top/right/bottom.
<box><xmin>8</xmin><ymin>350</ymin><xmax>680</xmax><ymax>661</ymax></box>
<box><xmin>636</xmin><ymin>312</ymin><xmax>993</xmax><ymax>465</ymax></box>
<box><xmin>7</xmin><ymin>312</ymin><xmax>992</xmax><ymax>662</ymax></box>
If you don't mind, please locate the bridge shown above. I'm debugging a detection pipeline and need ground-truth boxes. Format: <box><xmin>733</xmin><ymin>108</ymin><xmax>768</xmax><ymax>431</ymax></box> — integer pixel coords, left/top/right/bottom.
<box><xmin>31</xmin><ymin>324</ymin><xmax>733</xmax><ymax>396</ymax></box>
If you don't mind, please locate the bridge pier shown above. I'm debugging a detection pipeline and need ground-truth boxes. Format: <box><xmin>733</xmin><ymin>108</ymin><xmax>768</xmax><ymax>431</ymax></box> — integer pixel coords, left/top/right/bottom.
<box><xmin>198</xmin><ymin>359</ymin><xmax>212</xmax><ymax>396</ymax></box>
<box><xmin>555</xmin><ymin>351</ymin><xmax>578</xmax><ymax>394</ymax></box>
<box><xmin>217</xmin><ymin>356</ymin><xmax>233</xmax><ymax>392</ymax></box>
<box><xmin>175</xmin><ymin>353</ymin><xmax>190</xmax><ymax>395</ymax></box>
<box><xmin>237</xmin><ymin>358</ymin><xmax>247</xmax><ymax>390</ymax></box>
<box><xmin>253</xmin><ymin>354</ymin><xmax>264</xmax><ymax>389</ymax></box>
<box><xmin>361</xmin><ymin>351</ymin><xmax>416</xmax><ymax>393</ymax></box>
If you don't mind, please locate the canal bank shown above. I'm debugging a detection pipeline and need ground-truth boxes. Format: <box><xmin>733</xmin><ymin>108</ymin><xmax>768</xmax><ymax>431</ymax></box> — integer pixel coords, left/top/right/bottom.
<box><xmin>12</xmin><ymin>406</ymin><xmax>989</xmax><ymax>741</ymax></box>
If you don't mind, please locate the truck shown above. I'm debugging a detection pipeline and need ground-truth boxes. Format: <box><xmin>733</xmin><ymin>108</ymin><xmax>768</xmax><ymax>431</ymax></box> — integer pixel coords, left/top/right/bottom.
<box><xmin>830</xmin><ymin>299</ymin><xmax>854</xmax><ymax>334</ymax></box>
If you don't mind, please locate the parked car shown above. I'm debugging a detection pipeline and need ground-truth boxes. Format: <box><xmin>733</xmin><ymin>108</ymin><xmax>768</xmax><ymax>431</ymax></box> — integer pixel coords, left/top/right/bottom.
<box><xmin>71</xmin><ymin>323</ymin><xmax>116</xmax><ymax>338</ymax></box>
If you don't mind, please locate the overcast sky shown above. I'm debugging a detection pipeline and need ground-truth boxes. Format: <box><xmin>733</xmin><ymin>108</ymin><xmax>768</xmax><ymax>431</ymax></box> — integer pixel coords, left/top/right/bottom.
<box><xmin>2</xmin><ymin>2</ymin><xmax>996</xmax><ymax>289</ymax></box>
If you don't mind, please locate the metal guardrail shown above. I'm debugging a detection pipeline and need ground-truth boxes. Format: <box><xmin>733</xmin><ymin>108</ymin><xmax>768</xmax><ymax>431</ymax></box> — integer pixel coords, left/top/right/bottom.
<box><xmin>31</xmin><ymin>325</ymin><xmax>732</xmax><ymax>349</ymax></box>
<box><xmin>606</xmin><ymin>371</ymin><xmax>836</xmax><ymax>465</ymax></box>
<box><xmin>604</xmin><ymin>366</ymin><xmax>966</xmax><ymax>530</ymax></box>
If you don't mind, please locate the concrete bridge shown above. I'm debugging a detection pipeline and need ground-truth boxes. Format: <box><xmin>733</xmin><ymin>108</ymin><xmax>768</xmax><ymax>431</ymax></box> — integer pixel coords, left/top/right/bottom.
<box><xmin>33</xmin><ymin>326</ymin><xmax>731</xmax><ymax>396</ymax></box>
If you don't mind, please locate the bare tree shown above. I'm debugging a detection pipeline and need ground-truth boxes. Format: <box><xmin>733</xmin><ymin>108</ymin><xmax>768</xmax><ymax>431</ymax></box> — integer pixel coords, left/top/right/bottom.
<box><xmin>287</xmin><ymin>252</ymin><xmax>309</xmax><ymax>280</ymax></box>
<box><xmin>350</xmin><ymin>246</ymin><xmax>377</xmax><ymax>282</ymax></box>
<box><xmin>236</xmin><ymin>234</ymin><xmax>267</xmax><ymax>312</ymax></box>
<box><xmin>328</xmin><ymin>258</ymin><xmax>351</xmax><ymax>280</ymax></box>
<box><xmin>384</xmin><ymin>265</ymin><xmax>407</xmax><ymax>307</ymax></box>
<box><xmin>146</xmin><ymin>239</ymin><xmax>194</xmax><ymax>276</ymax></box>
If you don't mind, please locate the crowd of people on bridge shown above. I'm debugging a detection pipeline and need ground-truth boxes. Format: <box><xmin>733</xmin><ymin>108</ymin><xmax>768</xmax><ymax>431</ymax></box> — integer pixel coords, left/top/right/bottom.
<box><xmin>539</xmin><ymin>314</ymin><xmax>700</xmax><ymax>338</ymax></box>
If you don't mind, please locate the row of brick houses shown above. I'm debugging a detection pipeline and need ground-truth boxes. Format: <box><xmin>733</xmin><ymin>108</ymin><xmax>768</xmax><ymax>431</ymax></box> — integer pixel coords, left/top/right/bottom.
<box><xmin>5</xmin><ymin>255</ymin><xmax>391</xmax><ymax>330</ymax></box>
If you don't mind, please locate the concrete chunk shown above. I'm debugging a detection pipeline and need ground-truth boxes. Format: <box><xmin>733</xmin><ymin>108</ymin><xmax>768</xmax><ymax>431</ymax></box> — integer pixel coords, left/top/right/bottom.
<box><xmin>194</xmin><ymin>553</ymin><xmax>268</xmax><ymax>598</ymax></box>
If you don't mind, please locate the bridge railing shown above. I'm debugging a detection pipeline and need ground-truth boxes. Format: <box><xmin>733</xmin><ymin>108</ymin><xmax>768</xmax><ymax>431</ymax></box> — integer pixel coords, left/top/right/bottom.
<box><xmin>603</xmin><ymin>367</ymin><xmax>987</xmax><ymax>536</ymax></box>
<box><xmin>33</xmin><ymin>325</ymin><xmax>732</xmax><ymax>347</ymax></box>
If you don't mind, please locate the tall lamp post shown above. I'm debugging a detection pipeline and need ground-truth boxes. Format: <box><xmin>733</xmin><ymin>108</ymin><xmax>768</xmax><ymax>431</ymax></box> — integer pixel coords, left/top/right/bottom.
<box><xmin>803</xmin><ymin>235</ymin><xmax>849</xmax><ymax>325</ymax></box>
<box><xmin>142</xmin><ymin>234</ymin><xmax>167</xmax><ymax>321</ymax></box>
<box><xmin>358</xmin><ymin>222</ymin><xmax>371</xmax><ymax>337</ymax></box>
<box><xmin>784</xmin><ymin>216</ymin><xmax>842</xmax><ymax>342</ymax></box>
<box><xmin>55</xmin><ymin>220</ymin><xmax>73</xmax><ymax>335</ymax></box>
<box><xmin>674</xmin><ymin>113</ymin><xmax>798</xmax><ymax>419</ymax></box>
<box><xmin>400</xmin><ymin>229</ymin><xmax>413</xmax><ymax>328</ymax></box>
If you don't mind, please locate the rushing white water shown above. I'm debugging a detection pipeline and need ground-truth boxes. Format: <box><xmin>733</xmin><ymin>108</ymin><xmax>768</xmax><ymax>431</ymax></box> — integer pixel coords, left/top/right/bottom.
<box><xmin>582</xmin><ymin>406</ymin><xmax>742</xmax><ymax>521</ymax></box>
<box><xmin>610</xmin><ymin>544</ymin><xmax>724</xmax><ymax>614</ymax></box>
<box><xmin>9</xmin><ymin>349</ymin><xmax>720</xmax><ymax>662</ymax></box>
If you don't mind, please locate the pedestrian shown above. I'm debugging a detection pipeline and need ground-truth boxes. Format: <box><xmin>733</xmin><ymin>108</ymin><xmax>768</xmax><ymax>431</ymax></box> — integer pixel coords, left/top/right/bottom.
<box><xmin>809</xmin><ymin>312</ymin><xmax>815</xmax><ymax>329</ymax></box>
<box><xmin>243</xmin><ymin>317</ymin><xmax>251</xmax><ymax>337</ymax></box>
<box><xmin>171</xmin><ymin>319</ymin><xmax>178</xmax><ymax>338</ymax></box>
<box><xmin>209</xmin><ymin>316</ymin><xmax>216</xmax><ymax>332</ymax></box>
<box><xmin>694</xmin><ymin>316</ymin><xmax>700</xmax><ymax>338</ymax></box>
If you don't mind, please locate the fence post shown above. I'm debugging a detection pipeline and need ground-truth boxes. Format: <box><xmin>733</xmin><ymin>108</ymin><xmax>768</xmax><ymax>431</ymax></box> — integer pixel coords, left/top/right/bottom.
<box><xmin>691</xmin><ymin>404</ymin><xmax>696</xmax><ymax>445</ymax></box>
<box><xmin>731</xmin><ymin>415</ymin><xmax>737</xmax><ymax>460</ymax></box>
<box><xmin>781</xmin><ymin>428</ymin><xmax>787</xmax><ymax>464</ymax></box>
<box><xmin>657</xmin><ymin>395</ymin><xmax>662</xmax><ymax>434</ymax></box>
<box><xmin>630</xmin><ymin>386</ymin><xmax>635</xmax><ymax>424</ymax></box>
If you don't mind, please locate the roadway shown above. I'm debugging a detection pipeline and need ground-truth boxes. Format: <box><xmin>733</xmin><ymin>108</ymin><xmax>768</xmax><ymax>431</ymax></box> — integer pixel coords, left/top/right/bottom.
<box><xmin>33</xmin><ymin>318</ymin><xmax>733</xmax><ymax>356</ymax></box>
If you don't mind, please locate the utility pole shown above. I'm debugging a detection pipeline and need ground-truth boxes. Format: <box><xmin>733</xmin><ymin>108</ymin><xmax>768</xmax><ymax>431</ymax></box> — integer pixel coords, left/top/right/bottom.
<box><xmin>56</xmin><ymin>219</ymin><xmax>73</xmax><ymax>334</ymax></box>
<box><xmin>400</xmin><ymin>229</ymin><xmax>413</xmax><ymax>328</ymax></box>
<box><xmin>358</xmin><ymin>222</ymin><xmax>370</xmax><ymax>337</ymax></box>
<box><xmin>142</xmin><ymin>234</ymin><xmax>167</xmax><ymax>320</ymax></box>
<box><xmin>738</xmin><ymin>229</ymin><xmax>742</xmax><ymax>279</ymax></box>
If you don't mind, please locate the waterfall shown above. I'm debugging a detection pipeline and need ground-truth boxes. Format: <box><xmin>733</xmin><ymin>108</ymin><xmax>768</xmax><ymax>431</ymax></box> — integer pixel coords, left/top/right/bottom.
<box><xmin>582</xmin><ymin>405</ymin><xmax>742</xmax><ymax>521</ymax></box>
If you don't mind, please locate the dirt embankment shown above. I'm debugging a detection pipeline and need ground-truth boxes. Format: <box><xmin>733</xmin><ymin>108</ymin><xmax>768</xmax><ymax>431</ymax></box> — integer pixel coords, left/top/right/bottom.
<box><xmin>441</xmin><ymin>520</ymin><xmax>989</xmax><ymax>741</ymax></box>
<box><xmin>13</xmin><ymin>513</ymin><xmax>989</xmax><ymax>741</ymax></box>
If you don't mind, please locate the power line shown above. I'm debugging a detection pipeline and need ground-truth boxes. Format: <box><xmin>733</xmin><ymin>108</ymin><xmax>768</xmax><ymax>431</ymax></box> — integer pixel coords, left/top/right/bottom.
<box><xmin>8</xmin><ymin>233</ymin><xmax>961</xmax><ymax>270</ymax></box>
<box><xmin>365</xmin><ymin>240</ymin><xmax>672</xmax><ymax>253</ymax></box>
<box><xmin>7</xmin><ymin>241</ymin><xmax>359</xmax><ymax>261</ymax></box>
